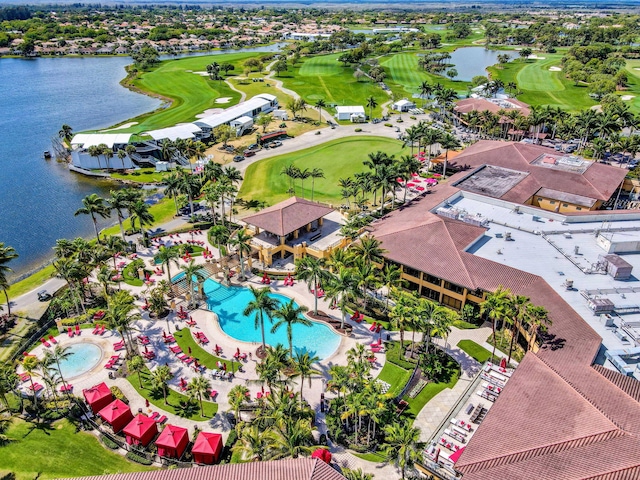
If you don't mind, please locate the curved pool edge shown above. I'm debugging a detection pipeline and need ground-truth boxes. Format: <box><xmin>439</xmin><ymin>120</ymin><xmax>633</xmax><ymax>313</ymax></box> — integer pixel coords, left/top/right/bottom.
<box><xmin>56</xmin><ymin>340</ymin><xmax>105</xmax><ymax>380</ymax></box>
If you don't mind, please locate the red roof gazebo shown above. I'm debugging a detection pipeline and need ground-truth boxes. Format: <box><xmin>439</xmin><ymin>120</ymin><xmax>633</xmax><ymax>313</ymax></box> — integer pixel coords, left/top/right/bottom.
<box><xmin>155</xmin><ymin>424</ymin><xmax>189</xmax><ymax>459</ymax></box>
<box><xmin>311</xmin><ymin>448</ymin><xmax>332</xmax><ymax>464</ymax></box>
<box><xmin>191</xmin><ymin>432</ymin><xmax>223</xmax><ymax>464</ymax></box>
<box><xmin>98</xmin><ymin>399</ymin><xmax>133</xmax><ymax>433</ymax></box>
<box><xmin>83</xmin><ymin>382</ymin><xmax>113</xmax><ymax>414</ymax></box>
<box><xmin>123</xmin><ymin>414</ymin><xmax>158</xmax><ymax>447</ymax></box>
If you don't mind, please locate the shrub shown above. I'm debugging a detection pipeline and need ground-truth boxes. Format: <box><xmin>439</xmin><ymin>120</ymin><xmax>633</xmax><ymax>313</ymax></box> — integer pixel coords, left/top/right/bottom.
<box><xmin>354</xmin><ymin>128</ymin><xmax>362</xmax><ymax>132</ymax></box>
<box><xmin>386</xmin><ymin>341</ymin><xmax>416</xmax><ymax>370</ymax></box>
<box><xmin>220</xmin><ymin>428</ymin><xmax>238</xmax><ymax>463</ymax></box>
<box><xmin>384</xmin><ymin>123</ymin><xmax>392</xmax><ymax>127</ymax></box>
<box><xmin>319</xmin><ymin>434</ymin><xmax>328</xmax><ymax>446</ymax></box>
<box><xmin>410</xmin><ymin>116</ymin><xmax>417</xmax><ymax>120</ymax></box>
<box><xmin>101</xmin><ymin>435</ymin><xmax>120</xmax><ymax>450</ymax></box>
<box><xmin>110</xmin><ymin>386</ymin><xmax>129</xmax><ymax>404</ymax></box>
<box><xmin>126</xmin><ymin>452</ymin><xmax>153</xmax><ymax>465</ymax></box>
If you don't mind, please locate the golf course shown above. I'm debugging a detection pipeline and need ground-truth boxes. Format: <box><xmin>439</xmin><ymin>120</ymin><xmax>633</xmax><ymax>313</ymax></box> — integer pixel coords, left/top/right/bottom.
<box><xmin>237</xmin><ymin>136</ymin><xmax>409</xmax><ymax>206</ymax></box>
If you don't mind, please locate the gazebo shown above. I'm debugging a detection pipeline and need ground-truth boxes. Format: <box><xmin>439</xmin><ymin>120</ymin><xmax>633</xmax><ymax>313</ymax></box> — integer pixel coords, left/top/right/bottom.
<box><xmin>155</xmin><ymin>424</ymin><xmax>189</xmax><ymax>459</ymax></box>
<box><xmin>123</xmin><ymin>414</ymin><xmax>158</xmax><ymax>447</ymax></box>
<box><xmin>191</xmin><ymin>432</ymin><xmax>223</xmax><ymax>464</ymax></box>
<box><xmin>83</xmin><ymin>382</ymin><xmax>113</xmax><ymax>414</ymax></box>
<box><xmin>98</xmin><ymin>399</ymin><xmax>133</xmax><ymax>434</ymax></box>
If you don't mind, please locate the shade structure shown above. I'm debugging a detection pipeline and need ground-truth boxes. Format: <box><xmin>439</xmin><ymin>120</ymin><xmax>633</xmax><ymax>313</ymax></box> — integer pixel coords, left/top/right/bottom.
<box><xmin>155</xmin><ymin>424</ymin><xmax>189</xmax><ymax>459</ymax></box>
<box><xmin>83</xmin><ymin>382</ymin><xmax>113</xmax><ymax>414</ymax></box>
<box><xmin>449</xmin><ymin>446</ymin><xmax>465</xmax><ymax>463</ymax></box>
<box><xmin>123</xmin><ymin>414</ymin><xmax>158</xmax><ymax>447</ymax></box>
<box><xmin>98</xmin><ymin>399</ymin><xmax>133</xmax><ymax>433</ymax></box>
<box><xmin>311</xmin><ymin>448</ymin><xmax>332</xmax><ymax>463</ymax></box>
<box><xmin>192</xmin><ymin>432</ymin><xmax>223</xmax><ymax>464</ymax></box>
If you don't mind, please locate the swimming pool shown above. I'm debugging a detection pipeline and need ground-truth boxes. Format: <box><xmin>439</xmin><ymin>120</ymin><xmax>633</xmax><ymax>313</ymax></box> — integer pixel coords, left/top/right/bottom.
<box><xmin>203</xmin><ymin>279</ymin><xmax>341</xmax><ymax>360</ymax></box>
<box><xmin>56</xmin><ymin>343</ymin><xmax>103</xmax><ymax>379</ymax></box>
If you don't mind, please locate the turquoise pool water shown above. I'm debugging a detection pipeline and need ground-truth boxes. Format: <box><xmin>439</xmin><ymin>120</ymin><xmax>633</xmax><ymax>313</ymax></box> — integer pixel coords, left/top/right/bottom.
<box><xmin>56</xmin><ymin>343</ymin><xmax>103</xmax><ymax>379</ymax></box>
<box><xmin>203</xmin><ymin>279</ymin><xmax>341</xmax><ymax>360</ymax></box>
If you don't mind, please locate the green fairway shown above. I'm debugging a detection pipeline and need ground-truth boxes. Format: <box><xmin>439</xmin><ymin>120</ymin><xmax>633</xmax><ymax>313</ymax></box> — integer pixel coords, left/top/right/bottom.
<box><xmin>488</xmin><ymin>57</ymin><xmax>600</xmax><ymax>112</ymax></box>
<box><xmin>98</xmin><ymin>52</ymin><xmax>261</xmax><ymax>134</ymax></box>
<box><xmin>380</xmin><ymin>52</ymin><xmax>470</xmax><ymax>99</ymax></box>
<box><xmin>1</xmin><ymin>418</ymin><xmax>154</xmax><ymax>479</ymax></box>
<box><xmin>237</xmin><ymin>136</ymin><xmax>408</xmax><ymax>206</ymax></box>
<box><xmin>624</xmin><ymin>60</ymin><xmax>640</xmax><ymax>112</ymax></box>
<box><xmin>279</xmin><ymin>54</ymin><xmax>388</xmax><ymax>117</ymax></box>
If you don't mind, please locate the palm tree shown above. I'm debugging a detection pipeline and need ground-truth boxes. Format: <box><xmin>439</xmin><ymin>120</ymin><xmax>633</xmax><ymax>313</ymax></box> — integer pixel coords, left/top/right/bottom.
<box><xmin>351</xmin><ymin>234</ymin><xmax>386</xmax><ymax>266</ymax></box>
<box><xmin>127</xmin><ymin>355</ymin><xmax>146</xmax><ymax>388</ymax></box>
<box><xmin>419</xmin><ymin>80</ymin><xmax>433</xmax><ymax>107</ymax></box>
<box><xmin>382</xmin><ymin>421</ymin><xmax>424</xmax><ymax>480</ymax></box>
<box><xmin>180</xmin><ymin>260</ymin><xmax>206</xmax><ymax>308</ymax></box>
<box><xmin>234</xmin><ymin>424</ymin><xmax>274</xmax><ymax>460</ymax></box>
<box><xmin>291</xmin><ymin>351</ymin><xmax>320</xmax><ymax>406</ymax></box>
<box><xmin>297</xmin><ymin>168</ymin><xmax>311</xmax><ymax>199</ymax></box>
<box><xmin>314</xmin><ymin>99</ymin><xmax>326</xmax><ymax>124</ymax></box>
<box><xmin>325</xmin><ymin>267</ymin><xmax>358</xmax><ymax>329</ymax></box>
<box><xmin>44</xmin><ymin>345</ymin><xmax>73</xmax><ymax>394</ymax></box>
<box><xmin>151</xmin><ymin>365</ymin><xmax>173</xmax><ymax>404</ymax></box>
<box><xmin>309</xmin><ymin>168</ymin><xmax>324</xmax><ymax>202</ymax></box>
<box><xmin>243</xmin><ymin>286</ymin><xmax>279</xmax><ymax>352</ymax></box>
<box><xmin>188</xmin><ymin>374</ymin><xmax>212</xmax><ymax>417</ymax></box>
<box><xmin>228</xmin><ymin>384</ymin><xmax>250</xmax><ymax>423</ymax></box>
<box><xmin>59</xmin><ymin>124</ymin><xmax>73</xmax><ymax>142</ymax></box>
<box><xmin>366</xmin><ymin>95</ymin><xmax>378</xmax><ymax>121</ymax></box>
<box><xmin>0</xmin><ymin>243</ymin><xmax>18</xmax><ymax>316</ymax></box>
<box><xmin>74</xmin><ymin>193</ymin><xmax>111</xmax><ymax>242</ymax></box>
<box><xmin>22</xmin><ymin>355</ymin><xmax>41</xmax><ymax>409</ymax></box>
<box><xmin>381</xmin><ymin>264</ymin><xmax>405</xmax><ymax>312</ymax></box>
<box><xmin>230</xmin><ymin>228</ymin><xmax>253</xmax><ymax>280</ymax></box>
<box><xmin>270</xmin><ymin>417</ymin><xmax>316</xmax><ymax>459</ymax></box>
<box><xmin>104</xmin><ymin>290</ymin><xmax>140</xmax><ymax>355</ymax></box>
<box><xmin>280</xmin><ymin>164</ymin><xmax>300</xmax><ymax>196</ymax></box>
<box><xmin>154</xmin><ymin>246</ymin><xmax>180</xmax><ymax>284</ymax></box>
<box><xmin>164</xmin><ymin>172</ymin><xmax>182</xmax><ymax>216</ymax></box>
<box><xmin>271</xmin><ymin>300</ymin><xmax>311</xmax><ymax>356</ymax></box>
<box><xmin>527</xmin><ymin>305</ymin><xmax>551</xmax><ymax>352</ymax></box>
<box><xmin>109</xmin><ymin>189</ymin><xmax>131</xmax><ymax>241</ymax></box>
<box><xmin>481</xmin><ymin>286</ymin><xmax>511</xmax><ymax>359</ymax></box>
<box><xmin>439</xmin><ymin>132</ymin><xmax>461</xmax><ymax>179</ymax></box>
<box><xmin>343</xmin><ymin>468</ymin><xmax>374</xmax><ymax>480</ymax></box>
<box><xmin>53</xmin><ymin>258</ymin><xmax>84</xmax><ymax>315</ymax></box>
<box><xmin>294</xmin><ymin>256</ymin><xmax>331</xmax><ymax>315</ymax></box>
<box><xmin>129</xmin><ymin>199</ymin><xmax>155</xmax><ymax>237</ymax></box>
<box><xmin>390</xmin><ymin>293</ymin><xmax>413</xmax><ymax>345</ymax></box>
<box><xmin>116</xmin><ymin>149</ymin><xmax>127</xmax><ymax>170</ymax></box>
<box><xmin>210</xmin><ymin>224</ymin><xmax>230</xmax><ymax>258</ymax></box>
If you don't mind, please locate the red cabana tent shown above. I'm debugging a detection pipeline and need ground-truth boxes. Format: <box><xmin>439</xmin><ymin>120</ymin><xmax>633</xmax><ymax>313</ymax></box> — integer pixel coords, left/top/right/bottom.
<box><xmin>123</xmin><ymin>414</ymin><xmax>158</xmax><ymax>447</ymax></box>
<box><xmin>311</xmin><ymin>448</ymin><xmax>332</xmax><ymax>464</ymax></box>
<box><xmin>191</xmin><ymin>432</ymin><xmax>223</xmax><ymax>464</ymax></box>
<box><xmin>155</xmin><ymin>424</ymin><xmax>189</xmax><ymax>459</ymax></box>
<box><xmin>449</xmin><ymin>446</ymin><xmax>466</xmax><ymax>463</ymax></box>
<box><xmin>98</xmin><ymin>399</ymin><xmax>133</xmax><ymax>433</ymax></box>
<box><xmin>83</xmin><ymin>382</ymin><xmax>113</xmax><ymax>414</ymax></box>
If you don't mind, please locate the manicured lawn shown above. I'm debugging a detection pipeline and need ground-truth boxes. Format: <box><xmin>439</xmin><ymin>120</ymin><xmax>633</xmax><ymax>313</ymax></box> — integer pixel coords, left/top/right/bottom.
<box><xmin>237</xmin><ymin>136</ymin><xmax>408</xmax><ymax>206</ymax></box>
<box><xmin>173</xmin><ymin>328</ymin><xmax>236</xmax><ymax>372</ymax></box>
<box><xmin>487</xmin><ymin>329</ymin><xmax>525</xmax><ymax>363</ymax></box>
<box><xmin>126</xmin><ymin>367</ymin><xmax>218</xmax><ymax>419</ymax></box>
<box><xmin>2</xmin><ymin>264</ymin><xmax>56</xmax><ymax>303</ymax></box>
<box><xmin>100</xmin><ymin>196</ymin><xmax>177</xmax><ymax>238</ymax></box>
<box><xmin>278</xmin><ymin>53</ymin><xmax>388</xmax><ymax>118</ymax></box>
<box><xmin>111</xmin><ymin>168</ymin><xmax>168</xmax><ymax>183</ymax></box>
<box><xmin>488</xmin><ymin>56</ymin><xmax>604</xmax><ymax>112</ymax></box>
<box><xmin>457</xmin><ymin>339</ymin><xmax>494</xmax><ymax>363</ymax></box>
<box><xmin>376</xmin><ymin>361</ymin><xmax>412</xmax><ymax>398</ymax></box>
<box><xmin>1</xmin><ymin>418</ymin><xmax>154</xmax><ymax>479</ymax></box>
<box><xmin>405</xmin><ymin>371</ymin><xmax>459</xmax><ymax>417</ymax></box>
<box><xmin>353</xmin><ymin>451</ymin><xmax>386</xmax><ymax>462</ymax></box>
<box><xmin>231</xmin><ymin>75</ymin><xmax>293</xmax><ymax>109</ymax></box>
<box><xmin>624</xmin><ymin>60</ymin><xmax>640</xmax><ymax>113</ymax></box>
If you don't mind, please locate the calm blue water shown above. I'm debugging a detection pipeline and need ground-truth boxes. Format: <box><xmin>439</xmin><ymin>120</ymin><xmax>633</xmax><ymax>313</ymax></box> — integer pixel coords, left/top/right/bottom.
<box><xmin>0</xmin><ymin>44</ymin><xmax>284</xmax><ymax>280</ymax></box>
<box><xmin>203</xmin><ymin>279</ymin><xmax>341</xmax><ymax>360</ymax></box>
<box><xmin>55</xmin><ymin>342</ymin><xmax>103</xmax><ymax>379</ymax></box>
<box><xmin>447</xmin><ymin>47</ymin><xmax>503</xmax><ymax>81</ymax></box>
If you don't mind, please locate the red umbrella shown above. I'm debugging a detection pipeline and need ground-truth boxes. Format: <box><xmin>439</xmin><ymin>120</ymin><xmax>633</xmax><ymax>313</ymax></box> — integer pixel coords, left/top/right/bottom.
<box><xmin>434</xmin><ymin>447</ymin><xmax>440</xmax><ymax>463</ymax></box>
<box><xmin>311</xmin><ymin>448</ymin><xmax>332</xmax><ymax>463</ymax></box>
<box><xmin>500</xmin><ymin>357</ymin><xmax>507</xmax><ymax>369</ymax></box>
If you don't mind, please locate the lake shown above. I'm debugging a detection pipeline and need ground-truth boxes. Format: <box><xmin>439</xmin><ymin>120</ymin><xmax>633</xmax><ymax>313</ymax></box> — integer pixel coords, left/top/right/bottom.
<box><xmin>447</xmin><ymin>47</ymin><xmax>503</xmax><ymax>82</ymax></box>
<box><xmin>0</xmin><ymin>44</ymin><xmax>283</xmax><ymax>281</ymax></box>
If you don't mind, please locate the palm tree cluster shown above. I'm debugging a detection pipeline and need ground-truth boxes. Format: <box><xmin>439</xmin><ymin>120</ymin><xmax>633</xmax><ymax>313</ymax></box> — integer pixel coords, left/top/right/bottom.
<box><xmin>230</xmin><ymin>347</ymin><xmax>320</xmax><ymax>461</ymax></box>
<box><xmin>279</xmin><ymin>164</ymin><xmax>324</xmax><ymax>200</ymax></box>
<box><xmin>0</xmin><ymin>243</ymin><xmax>18</xmax><ymax>316</ymax></box>
<box><xmin>481</xmin><ymin>286</ymin><xmax>551</xmax><ymax>363</ymax></box>
<box><xmin>285</xmin><ymin>97</ymin><xmax>308</xmax><ymax>120</ymax></box>
<box><xmin>403</xmin><ymin>120</ymin><xmax>460</xmax><ymax>177</ymax></box>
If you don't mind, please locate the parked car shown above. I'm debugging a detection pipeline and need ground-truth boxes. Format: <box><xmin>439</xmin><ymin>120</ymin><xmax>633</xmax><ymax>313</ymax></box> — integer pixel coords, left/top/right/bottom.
<box><xmin>269</xmin><ymin>140</ymin><xmax>283</xmax><ymax>148</ymax></box>
<box><xmin>37</xmin><ymin>290</ymin><xmax>52</xmax><ymax>301</ymax></box>
<box><xmin>244</xmin><ymin>150</ymin><xmax>256</xmax><ymax>157</ymax></box>
<box><xmin>246</xmin><ymin>143</ymin><xmax>260</xmax><ymax>151</ymax></box>
<box><xmin>233</xmin><ymin>155</ymin><xmax>245</xmax><ymax>162</ymax></box>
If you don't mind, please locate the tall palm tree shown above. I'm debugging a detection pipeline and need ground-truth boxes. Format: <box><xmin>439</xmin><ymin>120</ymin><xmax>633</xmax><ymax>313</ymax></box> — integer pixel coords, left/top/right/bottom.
<box><xmin>53</xmin><ymin>257</ymin><xmax>84</xmax><ymax>315</ymax></box>
<box><xmin>59</xmin><ymin>124</ymin><xmax>73</xmax><ymax>143</ymax></box>
<box><xmin>164</xmin><ymin>172</ymin><xmax>182</xmax><ymax>216</ymax></box>
<box><xmin>210</xmin><ymin>224</ymin><xmax>230</xmax><ymax>258</ymax></box>
<box><xmin>0</xmin><ymin>243</ymin><xmax>18</xmax><ymax>316</ymax></box>
<box><xmin>154</xmin><ymin>246</ymin><xmax>180</xmax><ymax>284</ymax></box>
<box><xmin>481</xmin><ymin>286</ymin><xmax>511</xmax><ymax>359</ymax></box>
<box><xmin>127</xmin><ymin>355</ymin><xmax>146</xmax><ymax>388</ymax></box>
<box><xmin>325</xmin><ymin>267</ymin><xmax>358</xmax><ymax>329</ymax></box>
<box><xmin>270</xmin><ymin>417</ymin><xmax>316</xmax><ymax>459</ymax></box>
<box><xmin>44</xmin><ymin>345</ymin><xmax>73</xmax><ymax>394</ymax></box>
<box><xmin>419</xmin><ymin>80</ymin><xmax>433</xmax><ymax>107</ymax></box>
<box><xmin>439</xmin><ymin>132</ymin><xmax>461</xmax><ymax>179</ymax></box>
<box><xmin>271</xmin><ymin>300</ymin><xmax>311</xmax><ymax>356</ymax></box>
<box><xmin>294</xmin><ymin>256</ymin><xmax>331</xmax><ymax>315</ymax></box>
<box><xmin>230</xmin><ymin>228</ymin><xmax>253</xmax><ymax>280</ymax></box>
<box><xmin>228</xmin><ymin>385</ymin><xmax>250</xmax><ymax>423</ymax></box>
<box><xmin>243</xmin><ymin>286</ymin><xmax>279</xmax><ymax>352</ymax></box>
<box><xmin>351</xmin><ymin>234</ymin><xmax>386</xmax><ymax>266</ymax></box>
<box><xmin>116</xmin><ymin>149</ymin><xmax>127</xmax><ymax>170</ymax></box>
<box><xmin>109</xmin><ymin>189</ymin><xmax>131</xmax><ymax>241</ymax></box>
<box><xmin>527</xmin><ymin>305</ymin><xmax>551</xmax><ymax>352</ymax></box>
<box><xmin>180</xmin><ymin>260</ymin><xmax>206</xmax><ymax>308</ymax></box>
<box><xmin>234</xmin><ymin>424</ymin><xmax>274</xmax><ymax>460</ymax></box>
<box><xmin>188</xmin><ymin>374</ymin><xmax>212</xmax><ymax>417</ymax></box>
<box><xmin>381</xmin><ymin>264</ymin><xmax>405</xmax><ymax>312</ymax></box>
<box><xmin>309</xmin><ymin>168</ymin><xmax>324</xmax><ymax>202</ymax></box>
<box><xmin>74</xmin><ymin>193</ymin><xmax>111</xmax><ymax>243</ymax></box>
<box><xmin>382</xmin><ymin>421</ymin><xmax>424</xmax><ymax>480</ymax></box>
<box><xmin>297</xmin><ymin>168</ymin><xmax>311</xmax><ymax>199</ymax></box>
<box><xmin>314</xmin><ymin>99</ymin><xmax>326</xmax><ymax>124</ymax></box>
<box><xmin>151</xmin><ymin>365</ymin><xmax>173</xmax><ymax>405</ymax></box>
<box><xmin>22</xmin><ymin>355</ymin><xmax>41</xmax><ymax>409</ymax></box>
<box><xmin>366</xmin><ymin>95</ymin><xmax>378</xmax><ymax>121</ymax></box>
<box><xmin>129</xmin><ymin>199</ymin><xmax>154</xmax><ymax>236</ymax></box>
<box><xmin>104</xmin><ymin>290</ymin><xmax>140</xmax><ymax>355</ymax></box>
<box><xmin>291</xmin><ymin>351</ymin><xmax>320</xmax><ymax>406</ymax></box>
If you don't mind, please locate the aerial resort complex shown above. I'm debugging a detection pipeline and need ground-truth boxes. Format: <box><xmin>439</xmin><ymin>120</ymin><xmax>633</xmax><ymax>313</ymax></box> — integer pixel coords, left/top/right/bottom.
<box><xmin>2</xmin><ymin>3</ymin><xmax>640</xmax><ymax>480</ymax></box>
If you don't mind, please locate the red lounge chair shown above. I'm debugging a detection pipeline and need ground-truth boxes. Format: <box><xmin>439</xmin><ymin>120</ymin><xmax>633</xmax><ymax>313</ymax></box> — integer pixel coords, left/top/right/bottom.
<box><xmin>99</xmin><ymin>325</ymin><xmax>106</xmax><ymax>335</ymax></box>
<box><xmin>75</xmin><ymin>324</ymin><xmax>81</xmax><ymax>336</ymax></box>
<box><xmin>18</xmin><ymin>372</ymin><xmax>30</xmax><ymax>382</ymax></box>
<box><xmin>49</xmin><ymin>335</ymin><xmax>57</xmax><ymax>344</ymax></box>
<box><xmin>209</xmin><ymin>390</ymin><xmax>218</xmax><ymax>400</ymax></box>
<box><xmin>156</xmin><ymin>415</ymin><xmax>167</xmax><ymax>424</ymax></box>
<box><xmin>41</xmin><ymin>338</ymin><xmax>51</xmax><ymax>348</ymax></box>
<box><xmin>150</xmin><ymin>411</ymin><xmax>159</xmax><ymax>421</ymax></box>
<box><xmin>68</xmin><ymin>327</ymin><xmax>74</xmax><ymax>337</ymax></box>
<box><xmin>369</xmin><ymin>322</ymin><xmax>378</xmax><ymax>332</ymax></box>
<box><xmin>30</xmin><ymin>383</ymin><xmax>44</xmax><ymax>393</ymax></box>
<box><xmin>92</xmin><ymin>325</ymin><xmax>101</xmax><ymax>335</ymax></box>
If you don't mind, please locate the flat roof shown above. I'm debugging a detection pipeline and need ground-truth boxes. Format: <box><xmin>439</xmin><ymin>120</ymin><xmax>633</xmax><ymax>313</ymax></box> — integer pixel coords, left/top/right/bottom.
<box><xmin>194</xmin><ymin>95</ymin><xmax>271</xmax><ymax>129</ymax></box>
<box><xmin>145</xmin><ymin>124</ymin><xmax>201</xmax><ymax>141</ymax></box>
<box><xmin>335</xmin><ymin>106</ymin><xmax>365</xmax><ymax>114</ymax></box>
<box><xmin>454</xmin><ymin>165</ymin><xmax>529</xmax><ymax>198</ymax></box>
<box><xmin>71</xmin><ymin>133</ymin><xmax>132</xmax><ymax>149</ymax></box>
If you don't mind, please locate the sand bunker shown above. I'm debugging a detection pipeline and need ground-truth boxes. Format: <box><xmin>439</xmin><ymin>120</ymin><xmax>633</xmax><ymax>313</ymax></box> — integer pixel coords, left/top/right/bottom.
<box><xmin>102</xmin><ymin>122</ymin><xmax>138</xmax><ymax>132</ymax></box>
<box><xmin>192</xmin><ymin>71</ymin><xmax>210</xmax><ymax>76</ymax></box>
<box><xmin>528</xmin><ymin>54</ymin><xmax>546</xmax><ymax>60</ymax></box>
<box><xmin>549</xmin><ymin>66</ymin><xmax>562</xmax><ymax>72</ymax></box>
<box><xmin>621</xmin><ymin>95</ymin><xmax>636</xmax><ymax>101</ymax></box>
<box><xmin>215</xmin><ymin>97</ymin><xmax>232</xmax><ymax>104</ymax></box>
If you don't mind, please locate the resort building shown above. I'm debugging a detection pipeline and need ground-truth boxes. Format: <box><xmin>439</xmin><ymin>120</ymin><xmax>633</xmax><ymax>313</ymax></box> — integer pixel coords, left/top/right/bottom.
<box><xmin>194</xmin><ymin>94</ymin><xmax>278</xmax><ymax>137</ymax></box>
<box><xmin>243</xmin><ymin>197</ymin><xmax>347</xmax><ymax>268</ymax></box>
<box><xmin>69</xmin><ymin>133</ymin><xmax>135</xmax><ymax>170</ymax></box>
<box><xmin>364</xmin><ymin>139</ymin><xmax>640</xmax><ymax>477</ymax></box>
<box><xmin>391</xmin><ymin>99</ymin><xmax>416</xmax><ymax>112</ymax></box>
<box><xmin>454</xmin><ymin>97</ymin><xmax>531</xmax><ymax>119</ymax></box>
<box><xmin>335</xmin><ymin>106</ymin><xmax>366</xmax><ymax>122</ymax></box>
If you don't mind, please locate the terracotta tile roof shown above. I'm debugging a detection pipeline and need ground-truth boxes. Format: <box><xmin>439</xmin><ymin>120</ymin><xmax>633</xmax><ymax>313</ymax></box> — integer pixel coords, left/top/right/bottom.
<box><xmin>62</xmin><ymin>458</ymin><xmax>346</xmax><ymax>480</ymax></box>
<box><xmin>242</xmin><ymin>197</ymin><xmax>334</xmax><ymax>237</ymax></box>
<box><xmin>451</xmin><ymin>141</ymin><xmax>627</xmax><ymax>204</ymax></box>
<box><xmin>454</xmin><ymin>98</ymin><xmax>531</xmax><ymax>117</ymax></box>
